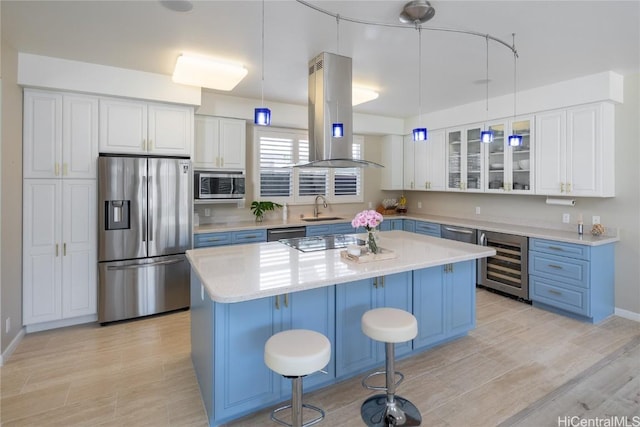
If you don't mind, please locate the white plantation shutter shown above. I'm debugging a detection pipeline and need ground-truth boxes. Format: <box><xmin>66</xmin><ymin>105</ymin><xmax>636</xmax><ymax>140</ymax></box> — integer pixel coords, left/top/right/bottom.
<box><xmin>255</xmin><ymin>127</ymin><xmax>364</xmax><ymax>203</ymax></box>
<box><xmin>259</xmin><ymin>135</ymin><xmax>293</xmax><ymax>197</ymax></box>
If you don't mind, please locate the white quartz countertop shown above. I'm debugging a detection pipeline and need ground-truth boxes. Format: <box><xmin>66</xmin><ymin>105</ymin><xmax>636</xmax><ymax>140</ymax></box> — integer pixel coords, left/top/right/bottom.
<box><xmin>194</xmin><ymin>213</ymin><xmax>619</xmax><ymax>247</ymax></box>
<box><xmin>187</xmin><ymin>230</ymin><xmax>496</xmax><ymax>303</ymax></box>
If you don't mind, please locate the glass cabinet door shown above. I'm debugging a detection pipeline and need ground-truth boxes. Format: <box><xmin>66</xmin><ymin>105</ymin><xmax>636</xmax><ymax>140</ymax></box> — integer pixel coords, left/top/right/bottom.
<box><xmin>466</xmin><ymin>126</ymin><xmax>483</xmax><ymax>191</ymax></box>
<box><xmin>486</xmin><ymin>123</ymin><xmax>506</xmax><ymax>191</ymax></box>
<box><xmin>447</xmin><ymin>130</ymin><xmax>462</xmax><ymax>190</ymax></box>
<box><xmin>509</xmin><ymin>117</ymin><xmax>533</xmax><ymax>193</ymax></box>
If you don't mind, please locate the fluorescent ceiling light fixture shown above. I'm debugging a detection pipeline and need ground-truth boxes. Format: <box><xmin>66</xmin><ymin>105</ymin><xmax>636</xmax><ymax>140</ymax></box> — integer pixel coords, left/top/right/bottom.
<box><xmin>172</xmin><ymin>54</ymin><xmax>247</xmax><ymax>90</ymax></box>
<box><xmin>352</xmin><ymin>86</ymin><xmax>379</xmax><ymax>106</ymax></box>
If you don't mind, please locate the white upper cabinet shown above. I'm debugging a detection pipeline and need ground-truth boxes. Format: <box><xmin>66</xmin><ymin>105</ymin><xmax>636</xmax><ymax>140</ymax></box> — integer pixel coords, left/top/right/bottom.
<box><xmin>484</xmin><ymin>116</ymin><xmax>534</xmax><ymax>194</ymax></box>
<box><xmin>403</xmin><ymin>135</ymin><xmax>415</xmax><ymax>190</ymax></box>
<box><xmin>193</xmin><ymin>115</ymin><xmax>246</xmax><ymax>170</ymax></box>
<box><xmin>423</xmin><ymin>129</ymin><xmax>446</xmax><ymax>191</ymax></box>
<box><xmin>24</xmin><ymin>90</ymin><xmax>98</xmax><ymax>179</ymax></box>
<box><xmin>535</xmin><ymin>103</ymin><xmax>614</xmax><ymax>197</ymax></box>
<box><xmin>99</xmin><ymin>97</ymin><xmax>193</xmax><ymax>156</ymax></box>
<box><xmin>446</xmin><ymin>124</ymin><xmax>484</xmax><ymax>192</ymax></box>
<box><xmin>380</xmin><ymin>135</ymin><xmax>403</xmax><ymax>191</ymax></box>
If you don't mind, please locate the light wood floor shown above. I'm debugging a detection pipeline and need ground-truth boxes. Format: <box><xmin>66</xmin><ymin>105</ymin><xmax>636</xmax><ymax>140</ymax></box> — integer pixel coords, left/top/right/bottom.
<box><xmin>1</xmin><ymin>289</ymin><xmax>638</xmax><ymax>426</ymax></box>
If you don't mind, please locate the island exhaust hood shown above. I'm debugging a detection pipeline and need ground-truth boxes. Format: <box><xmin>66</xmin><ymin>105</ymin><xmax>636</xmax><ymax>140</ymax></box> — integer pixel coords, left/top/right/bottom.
<box><xmin>299</xmin><ymin>52</ymin><xmax>382</xmax><ymax>168</ymax></box>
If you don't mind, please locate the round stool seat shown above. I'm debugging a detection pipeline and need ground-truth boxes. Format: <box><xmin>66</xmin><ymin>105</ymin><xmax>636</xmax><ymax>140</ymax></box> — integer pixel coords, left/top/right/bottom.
<box><xmin>362</xmin><ymin>308</ymin><xmax>417</xmax><ymax>343</ymax></box>
<box><xmin>265</xmin><ymin>329</ymin><xmax>331</xmax><ymax>377</ymax></box>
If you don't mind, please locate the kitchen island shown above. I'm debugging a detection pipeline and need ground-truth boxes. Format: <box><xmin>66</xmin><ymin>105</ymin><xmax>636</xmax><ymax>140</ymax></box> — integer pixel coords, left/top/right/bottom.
<box><xmin>187</xmin><ymin>230</ymin><xmax>495</xmax><ymax>426</ymax></box>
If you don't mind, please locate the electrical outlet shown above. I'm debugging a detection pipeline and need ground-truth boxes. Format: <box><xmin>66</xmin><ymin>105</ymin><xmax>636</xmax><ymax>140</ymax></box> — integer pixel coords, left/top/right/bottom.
<box><xmin>417</xmin><ymin>202</ymin><xmax>422</xmax><ymax>209</ymax></box>
<box><xmin>475</xmin><ymin>206</ymin><xmax>481</xmax><ymax>215</ymax></box>
<box><xmin>5</xmin><ymin>318</ymin><xmax>10</xmax><ymax>334</ymax></box>
<box><xmin>204</xmin><ymin>208</ymin><xmax>211</xmax><ymax>217</ymax></box>
<box><xmin>592</xmin><ymin>216</ymin><xmax>601</xmax><ymax>225</ymax></box>
<box><xmin>368</xmin><ymin>201</ymin><xmax>373</xmax><ymax>209</ymax></box>
<box><xmin>562</xmin><ymin>213</ymin><xmax>571</xmax><ymax>223</ymax></box>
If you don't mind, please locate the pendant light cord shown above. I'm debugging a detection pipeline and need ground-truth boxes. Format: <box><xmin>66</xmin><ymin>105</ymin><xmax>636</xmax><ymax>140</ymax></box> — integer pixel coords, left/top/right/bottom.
<box><xmin>260</xmin><ymin>0</ymin><xmax>265</xmax><ymax>107</ymax></box>
<box><xmin>512</xmin><ymin>33</ymin><xmax>517</xmax><ymax>121</ymax></box>
<box><xmin>485</xmin><ymin>35</ymin><xmax>489</xmax><ymax>120</ymax></box>
<box><xmin>417</xmin><ymin>24</ymin><xmax>422</xmax><ymax>122</ymax></box>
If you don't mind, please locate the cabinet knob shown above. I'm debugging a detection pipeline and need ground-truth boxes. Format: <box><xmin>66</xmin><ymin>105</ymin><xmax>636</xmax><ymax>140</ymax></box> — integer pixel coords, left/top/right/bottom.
<box><xmin>560</xmin><ymin>183</ymin><xmax>565</xmax><ymax>193</ymax></box>
<box><xmin>63</xmin><ymin>243</ymin><xmax>67</xmax><ymax>256</ymax></box>
<box><xmin>142</xmin><ymin>139</ymin><xmax>147</xmax><ymax>151</ymax></box>
<box><xmin>566</xmin><ymin>183</ymin><xmax>572</xmax><ymax>193</ymax></box>
<box><xmin>63</xmin><ymin>163</ymin><xmax>68</xmax><ymax>176</ymax></box>
<box><xmin>55</xmin><ymin>163</ymin><xmax>60</xmax><ymax>176</ymax></box>
<box><xmin>55</xmin><ymin>244</ymin><xmax>59</xmax><ymax>257</ymax></box>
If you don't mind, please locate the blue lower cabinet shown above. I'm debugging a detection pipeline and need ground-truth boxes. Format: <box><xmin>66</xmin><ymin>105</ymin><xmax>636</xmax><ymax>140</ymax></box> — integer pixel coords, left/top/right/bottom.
<box><xmin>332</xmin><ymin>222</ymin><xmax>357</xmax><ymax>235</ymax></box>
<box><xmin>210</xmin><ymin>286</ymin><xmax>335</xmax><ymax>424</ymax></box>
<box><xmin>194</xmin><ymin>232</ymin><xmax>232</xmax><ymax>248</ymax></box>
<box><xmin>307</xmin><ymin>222</ymin><xmax>357</xmax><ymax>236</ymax></box>
<box><xmin>403</xmin><ymin>219</ymin><xmax>416</xmax><ymax>232</ymax></box>
<box><xmin>413</xmin><ymin>260</ymin><xmax>475</xmax><ymax>349</ymax></box>
<box><xmin>415</xmin><ymin>221</ymin><xmax>441</xmax><ymax>238</ymax></box>
<box><xmin>335</xmin><ymin>272</ymin><xmax>412</xmax><ymax>378</ymax></box>
<box><xmin>380</xmin><ymin>219</ymin><xmax>403</xmax><ymax>231</ymax></box>
<box><xmin>306</xmin><ymin>224</ymin><xmax>332</xmax><ymax>236</ymax></box>
<box><xmin>231</xmin><ymin>229</ymin><xmax>267</xmax><ymax>244</ymax></box>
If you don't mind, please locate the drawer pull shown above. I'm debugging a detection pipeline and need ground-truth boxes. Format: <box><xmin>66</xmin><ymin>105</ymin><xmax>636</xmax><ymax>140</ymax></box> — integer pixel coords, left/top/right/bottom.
<box><xmin>205</xmin><ymin>238</ymin><xmax>223</xmax><ymax>242</ymax></box>
<box><xmin>239</xmin><ymin>234</ymin><xmax>258</xmax><ymax>239</ymax></box>
<box><xmin>548</xmin><ymin>246</ymin><xmax>564</xmax><ymax>251</ymax></box>
<box><xmin>547</xmin><ymin>264</ymin><xmax>563</xmax><ymax>269</ymax></box>
<box><xmin>548</xmin><ymin>289</ymin><xmax>562</xmax><ymax>296</ymax></box>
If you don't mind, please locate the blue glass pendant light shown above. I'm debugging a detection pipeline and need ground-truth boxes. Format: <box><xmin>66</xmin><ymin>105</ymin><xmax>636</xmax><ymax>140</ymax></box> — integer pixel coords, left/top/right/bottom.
<box><xmin>507</xmin><ymin>34</ymin><xmax>522</xmax><ymax>146</ymax></box>
<box><xmin>481</xmin><ymin>36</ymin><xmax>493</xmax><ymax>144</ymax></box>
<box><xmin>413</xmin><ymin>26</ymin><xmax>428</xmax><ymax>141</ymax></box>
<box><xmin>332</xmin><ymin>122</ymin><xmax>344</xmax><ymax>138</ymax></box>
<box><xmin>254</xmin><ymin>0</ymin><xmax>271</xmax><ymax>126</ymax></box>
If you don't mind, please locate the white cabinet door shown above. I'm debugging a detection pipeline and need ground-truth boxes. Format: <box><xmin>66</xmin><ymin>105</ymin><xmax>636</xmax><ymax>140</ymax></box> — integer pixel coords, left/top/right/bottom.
<box><xmin>61</xmin><ymin>180</ymin><xmax>97</xmax><ymax>318</ymax></box>
<box><xmin>148</xmin><ymin>103</ymin><xmax>193</xmax><ymax>156</ymax></box>
<box><xmin>99</xmin><ymin>98</ymin><xmax>148</xmax><ymax>154</ymax></box>
<box><xmin>194</xmin><ymin>116</ymin><xmax>246</xmax><ymax>169</ymax></box>
<box><xmin>63</xmin><ymin>95</ymin><xmax>98</xmax><ymax>178</ymax></box>
<box><xmin>403</xmin><ymin>135</ymin><xmax>415</xmax><ymax>190</ymax></box>
<box><xmin>414</xmin><ymin>141</ymin><xmax>428</xmax><ymax>191</ymax></box>
<box><xmin>23</xmin><ymin>90</ymin><xmax>63</xmax><ymax>178</ymax></box>
<box><xmin>425</xmin><ymin>129</ymin><xmax>446</xmax><ymax>191</ymax></box>
<box><xmin>218</xmin><ymin>118</ymin><xmax>246</xmax><ymax>169</ymax></box>
<box><xmin>194</xmin><ymin>115</ymin><xmax>220</xmax><ymax>168</ymax></box>
<box><xmin>380</xmin><ymin>135</ymin><xmax>404</xmax><ymax>190</ymax></box>
<box><xmin>23</xmin><ymin>180</ymin><xmax>63</xmax><ymax>324</ymax></box>
<box><xmin>507</xmin><ymin>116</ymin><xmax>534</xmax><ymax>194</ymax></box>
<box><xmin>535</xmin><ymin>110</ymin><xmax>566</xmax><ymax>195</ymax></box>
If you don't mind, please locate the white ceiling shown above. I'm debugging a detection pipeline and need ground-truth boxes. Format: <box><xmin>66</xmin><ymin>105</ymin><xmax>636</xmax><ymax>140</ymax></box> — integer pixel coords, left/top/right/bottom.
<box><xmin>2</xmin><ymin>1</ymin><xmax>639</xmax><ymax>119</ymax></box>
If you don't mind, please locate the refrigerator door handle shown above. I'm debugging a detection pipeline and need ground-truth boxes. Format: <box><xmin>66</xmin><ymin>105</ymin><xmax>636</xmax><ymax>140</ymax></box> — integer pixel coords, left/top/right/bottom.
<box><xmin>106</xmin><ymin>258</ymin><xmax>184</xmax><ymax>271</ymax></box>
<box><xmin>148</xmin><ymin>175</ymin><xmax>153</xmax><ymax>242</ymax></box>
<box><xmin>142</xmin><ymin>176</ymin><xmax>148</xmax><ymax>242</ymax></box>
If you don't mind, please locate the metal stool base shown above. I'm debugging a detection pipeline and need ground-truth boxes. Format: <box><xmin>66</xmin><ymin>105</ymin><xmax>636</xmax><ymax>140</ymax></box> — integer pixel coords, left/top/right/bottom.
<box><xmin>362</xmin><ymin>370</ymin><xmax>404</xmax><ymax>391</ymax></box>
<box><xmin>361</xmin><ymin>394</ymin><xmax>422</xmax><ymax>427</ymax></box>
<box><xmin>271</xmin><ymin>403</ymin><xmax>325</xmax><ymax>427</ymax></box>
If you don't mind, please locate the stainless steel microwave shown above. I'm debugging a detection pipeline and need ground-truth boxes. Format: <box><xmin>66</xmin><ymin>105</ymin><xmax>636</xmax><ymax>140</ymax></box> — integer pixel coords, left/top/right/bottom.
<box><xmin>194</xmin><ymin>171</ymin><xmax>245</xmax><ymax>200</ymax></box>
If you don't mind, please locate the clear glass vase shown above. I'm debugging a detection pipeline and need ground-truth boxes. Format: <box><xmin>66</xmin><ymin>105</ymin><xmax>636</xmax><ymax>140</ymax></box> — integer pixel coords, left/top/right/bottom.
<box><xmin>367</xmin><ymin>230</ymin><xmax>379</xmax><ymax>254</ymax></box>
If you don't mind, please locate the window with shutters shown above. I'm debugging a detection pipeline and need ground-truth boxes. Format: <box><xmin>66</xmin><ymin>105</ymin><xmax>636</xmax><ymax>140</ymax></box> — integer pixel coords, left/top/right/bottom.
<box><xmin>255</xmin><ymin>127</ymin><xmax>364</xmax><ymax>204</ymax></box>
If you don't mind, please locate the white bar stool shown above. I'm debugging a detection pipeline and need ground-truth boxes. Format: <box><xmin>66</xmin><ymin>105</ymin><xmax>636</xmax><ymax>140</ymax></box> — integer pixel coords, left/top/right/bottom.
<box><xmin>360</xmin><ymin>307</ymin><xmax>421</xmax><ymax>426</ymax></box>
<box><xmin>264</xmin><ymin>329</ymin><xmax>331</xmax><ymax>427</ymax></box>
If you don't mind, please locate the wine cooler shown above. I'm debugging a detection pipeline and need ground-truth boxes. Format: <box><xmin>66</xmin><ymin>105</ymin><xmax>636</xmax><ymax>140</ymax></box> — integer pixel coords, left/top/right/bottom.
<box><xmin>478</xmin><ymin>230</ymin><xmax>529</xmax><ymax>300</ymax></box>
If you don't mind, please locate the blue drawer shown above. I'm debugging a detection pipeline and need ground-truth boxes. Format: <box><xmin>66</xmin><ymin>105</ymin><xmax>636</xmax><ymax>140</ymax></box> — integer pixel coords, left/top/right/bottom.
<box><xmin>231</xmin><ymin>229</ymin><xmax>267</xmax><ymax>244</ymax></box>
<box><xmin>529</xmin><ymin>238</ymin><xmax>590</xmax><ymax>260</ymax></box>
<box><xmin>194</xmin><ymin>232</ymin><xmax>232</xmax><ymax>248</ymax></box>
<box><xmin>415</xmin><ymin>221</ymin><xmax>441</xmax><ymax>237</ymax></box>
<box><xmin>332</xmin><ymin>222</ymin><xmax>356</xmax><ymax>234</ymax></box>
<box><xmin>306</xmin><ymin>225</ymin><xmax>332</xmax><ymax>236</ymax></box>
<box><xmin>529</xmin><ymin>251</ymin><xmax>589</xmax><ymax>289</ymax></box>
<box><xmin>530</xmin><ymin>275</ymin><xmax>588</xmax><ymax>316</ymax></box>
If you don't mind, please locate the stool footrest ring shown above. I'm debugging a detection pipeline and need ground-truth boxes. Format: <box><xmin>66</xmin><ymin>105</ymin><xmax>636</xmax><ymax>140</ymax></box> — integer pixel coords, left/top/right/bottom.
<box><xmin>362</xmin><ymin>370</ymin><xmax>404</xmax><ymax>391</ymax></box>
<box><xmin>271</xmin><ymin>403</ymin><xmax>325</xmax><ymax>427</ymax></box>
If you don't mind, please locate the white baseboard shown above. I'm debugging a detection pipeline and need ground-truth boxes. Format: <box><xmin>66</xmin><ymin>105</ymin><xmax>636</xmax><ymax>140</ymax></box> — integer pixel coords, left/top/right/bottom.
<box><xmin>615</xmin><ymin>307</ymin><xmax>640</xmax><ymax>323</ymax></box>
<box><xmin>0</xmin><ymin>328</ymin><xmax>26</xmax><ymax>366</ymax></box>
<box><xmin>25</xmin><ymin>314</ymin><xmax>97</xmax><ymax>333</ymax></box>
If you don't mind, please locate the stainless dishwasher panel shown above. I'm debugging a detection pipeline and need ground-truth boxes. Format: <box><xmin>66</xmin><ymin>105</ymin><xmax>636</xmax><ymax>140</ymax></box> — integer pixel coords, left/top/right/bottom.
<box><xmin>267</xmin><ymin>227</ymin><xmax>307</xmax><ymax>242</ymax></box>
<box><xmin>98</xmin><ymin>254</ymin><xmax>190</xmax><ymax>323</ymax></box>
<box><xmin>478</xmin><ymin>231</ymin><xmax>529</xmax><ymax>300</ymax></box>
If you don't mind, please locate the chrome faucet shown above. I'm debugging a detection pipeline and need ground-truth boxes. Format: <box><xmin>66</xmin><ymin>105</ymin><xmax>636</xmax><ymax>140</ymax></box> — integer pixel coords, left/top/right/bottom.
<box><xmin>313</xmin><ymin>195</ymin><xmax>328</xmax><ymax>218</ymax></box>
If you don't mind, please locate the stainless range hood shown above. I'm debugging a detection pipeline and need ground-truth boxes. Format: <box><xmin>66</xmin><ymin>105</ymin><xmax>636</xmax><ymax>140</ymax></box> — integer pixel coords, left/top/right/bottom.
<box><xmin>299</xmin><ymin>52</ymin><xmax>382</xmax><ymax>168</ymax></box>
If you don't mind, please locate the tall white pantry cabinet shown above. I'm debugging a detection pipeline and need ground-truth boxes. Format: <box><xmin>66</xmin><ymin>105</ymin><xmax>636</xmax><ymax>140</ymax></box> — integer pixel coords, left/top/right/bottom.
<box><xmin>23</xmin><ymin>89</ymin><xmax>98</xmax><ymax>328</ymax></box>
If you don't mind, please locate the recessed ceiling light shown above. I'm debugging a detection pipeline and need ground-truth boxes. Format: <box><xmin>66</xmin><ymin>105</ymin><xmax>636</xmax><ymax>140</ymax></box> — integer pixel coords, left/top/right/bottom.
<box><xmin>160</xmin><ymin>0</ymin><xmax>193</xmax><ymax>13</ymax></box>
<box><xmin>172</xmin><ymin>54</ymin><xmax>248</xmax><ymax>91</ymax></box>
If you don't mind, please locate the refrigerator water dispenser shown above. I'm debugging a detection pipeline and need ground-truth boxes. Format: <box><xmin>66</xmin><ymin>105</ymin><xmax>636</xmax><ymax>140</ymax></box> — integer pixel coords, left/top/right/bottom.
<box><xmin>105</xmin><ymin>200</ymin><xmax>130</xmax><ymax>230</ymax></box>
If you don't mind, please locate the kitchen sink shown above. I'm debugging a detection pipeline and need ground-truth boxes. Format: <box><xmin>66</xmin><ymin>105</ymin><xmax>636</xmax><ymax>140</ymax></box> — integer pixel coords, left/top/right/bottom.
<box><xmin>300</xmin><ymin>217</ymin><xmax>343</xmax><ymax>222</ymax></box>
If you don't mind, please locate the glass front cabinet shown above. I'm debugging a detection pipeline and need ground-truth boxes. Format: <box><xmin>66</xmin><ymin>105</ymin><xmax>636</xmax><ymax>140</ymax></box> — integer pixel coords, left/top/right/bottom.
<box><xmin>446</xmin><ymin>124</ymin><xmax>484</xmax><ymax>192</ymax></box>
<box><xmin>484</xmin><ymin>116</ymin><xmax>534</xmax><ymax>194</ymax></box>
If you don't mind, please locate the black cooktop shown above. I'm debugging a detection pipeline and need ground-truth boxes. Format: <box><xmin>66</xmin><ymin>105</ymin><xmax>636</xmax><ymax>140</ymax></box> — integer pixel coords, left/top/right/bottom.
<box><xmin>279</xmin><ymin>234</ymin><xmax>365</xmax><ymax>253</ymax></box>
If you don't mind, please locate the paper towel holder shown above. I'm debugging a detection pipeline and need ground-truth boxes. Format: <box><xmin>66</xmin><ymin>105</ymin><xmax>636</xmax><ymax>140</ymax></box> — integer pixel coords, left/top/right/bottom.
<box><xmin>545</xmin><ymin>197</ymin><xmax>576</xmax><ymax>206</ymax></box>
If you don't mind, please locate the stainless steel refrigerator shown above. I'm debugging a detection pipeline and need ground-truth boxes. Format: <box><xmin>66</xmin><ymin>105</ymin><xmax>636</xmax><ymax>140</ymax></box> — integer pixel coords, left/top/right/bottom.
<box><xmin>98</xmin><ymin>155</ymin><xmax>192</xmax><ymax>324</ymax></box>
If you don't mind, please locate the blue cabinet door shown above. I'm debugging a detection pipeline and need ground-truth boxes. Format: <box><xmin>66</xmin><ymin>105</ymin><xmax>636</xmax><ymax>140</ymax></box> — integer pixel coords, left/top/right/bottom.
<box><xmin>335</xmin><ymin>278</ymin><xmax>378</xmax><ymax>378</ymax></box>
<box><xmin>213</xmin><ymin>296</ymin><xmax>280</xmax><ymax>421</ymax></box>
<box><xmin>378</xmin><ymin>272</ymin><xmax>413</xmax><ymax>357</ymax></box>
<box><xmin>283</xmin><ymin>286</ymin><xmax>336</xmax><ymax>390</ymax></box>
<box><xmin>332</xmin><ymin>222</ymin><xmax>356</xmax><ymax>235</ymax></box>
<box><xmin>380</xmin><ymin>219</ymin><xmax>403</xmax><ymax>231</ymax></box>
<box><xmin>412</xmin><ymin>267</ymin><xmax>446</xmax><ymax>349</ymax></box>
<box><xmin>448</xmin><ymin>260</ymin><xmax>476</xmax><ymax>335</ymax></box>
<box><xmin>306</xmin><ymin>224</ymin><xmax>332</xmax><ymax>236</ymax></box>
<box><xmin>415</xmin><ymin>221</ymin><xmax>441</xmax><ymax>237</ymax></box>
<box><xmin>403</xmin><ymin>219</ymin><xmax>416</xmax><ymax>232</ymax></box>
<box><xmin>194</xmin><ymin>232</ymin><xmax>232</xmax><ymax>248</ymax></box>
